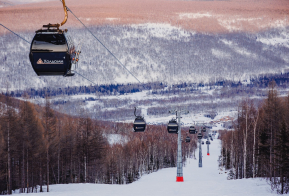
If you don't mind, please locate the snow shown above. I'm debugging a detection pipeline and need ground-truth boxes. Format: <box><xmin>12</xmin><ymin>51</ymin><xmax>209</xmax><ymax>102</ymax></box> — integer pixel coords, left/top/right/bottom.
<box><xmin>14</xmin><ymin>139</ymin><xmax>277</xmax><ymax>196</ymax></box>
<box><xmin>220</xmin><ymin>39</ymin><xmax>258</xmax><ymax>59</ymax></box>
<box><xmin>234</xmin><ymin>47</ymin><xmax>256</xmax><ymax>58</ymax></box>
<box><xmin>257</xmin><ymin>37</ymin><xmax>289</xmax><ymax>48</ymax></box>
<box><xmin>178</xmin><ymin>13</ymin><xmax>280</xmax><ymax>32</ymax></box>
<box><xmin>130</xmin><ymin>23</ymin><xmax>193</xmax><ymax>40</ymax></box>
<box><xmin>220</xmin><ymin>39</ymin><xmax>234</xmax><ymax>46</ymax></box>
<box><xmin>211</xmin><ymin>48</ymin><xmax>231</xmax><ymax>59</ymax></box>
<box><xmin>105</xmin><ymin>134</ymin><xmax>128</xmax><ymax>146</ymax></box>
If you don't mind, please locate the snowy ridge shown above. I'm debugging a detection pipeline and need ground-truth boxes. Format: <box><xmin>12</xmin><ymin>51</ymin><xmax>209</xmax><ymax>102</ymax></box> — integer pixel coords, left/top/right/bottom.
<box><xmin>178</xmin><ymin>12</ymin><xmax>288</xmax><ymax>32</ymax></box>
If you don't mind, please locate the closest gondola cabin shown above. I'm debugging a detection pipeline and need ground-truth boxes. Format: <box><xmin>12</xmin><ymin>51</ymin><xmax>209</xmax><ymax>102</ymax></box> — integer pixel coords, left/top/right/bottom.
<box><xmin>29</xmin><ymin>0</ymin><xmax>76</xmax><ymax>76</ymax></box>
<box><xmin>133</xmin><ymin>116</ymin><xmax>146</xmax><ymax>132</ymax></box>
<box><xmin>29</xmin><ymin>27</ymin><xmax>76</xmax><ymax>76</ymax></box>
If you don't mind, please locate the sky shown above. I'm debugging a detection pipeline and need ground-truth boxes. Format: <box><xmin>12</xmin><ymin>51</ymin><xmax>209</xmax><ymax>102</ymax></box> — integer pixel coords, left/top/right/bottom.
<box><xmin>6</xmin><ymin>0</ymin><xmax>55</xmax><ymax>4</ymax></box>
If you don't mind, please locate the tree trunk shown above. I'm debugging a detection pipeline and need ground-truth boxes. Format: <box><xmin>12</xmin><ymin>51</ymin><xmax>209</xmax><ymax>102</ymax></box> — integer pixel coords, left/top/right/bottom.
<box><xmin>58</xmin><ymin>150</ymin><xmax>60</xmax><ymax>184</ymax></box>
<box><xmin>57</xmin><ymin>121</ymin><xmax>61</xmax><ymax>184</ymax></box>
<box><xmin>46</xmin><ymin>147</ymin><xmax>49</xmax><ymax>192</ymax></box>
<box><xmin>40</xmin><ymin>162</ymin><xmax>43</xmax><ymax>192</ymax></box>
<box><xmin>84</xmin><ymin>156</ymin><xmax>87</xmax><ymax>183</ymax></box>
<box><xmin>7</xmin><ymin>121</ymin><xmax>11</xmax><ymax>195</ymax></box>
<box><xmin>243</xmin><ymin>109</ymin><xmax>248</xmax><ymax>179</ymax></box>
<box><xmin>270</xmin><ymin>121</ymin><xmax>273</xmax><ymax>180</ymax></box>
<box><xmin>70</xmin><ymin>151</ymin><xmax>73</xmax><ymax>183</ymax></box>
<box><xmin>21</xmin><ymin>144</ymin><xmax>25</xmax><ymax>193</ymax></box>
<box><xmin>230</xmin><ymin>131</ymin><xmax>234</xmax><ymax>170</ymax></box>
<box><xmin>252</xmin><ymin>111</ymin><xmax>259</xmax><ymax>178</ymax></box>
<box><xmin>26</xmin><ymin>149</ymin><xmax>29</xmax><ymax>193</ymax></box>
<box><xmin>281</xmin><ymin>167</ymin><xmax>283</xmax><ymax>194</ymax></box>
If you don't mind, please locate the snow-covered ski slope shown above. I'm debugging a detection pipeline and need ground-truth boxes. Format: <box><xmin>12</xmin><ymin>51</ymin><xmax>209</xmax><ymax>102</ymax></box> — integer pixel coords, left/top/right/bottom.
<box><xmin>14</xmin><ymin>139</ymin><xmax>277</xmax><ymax>196</ymax></box>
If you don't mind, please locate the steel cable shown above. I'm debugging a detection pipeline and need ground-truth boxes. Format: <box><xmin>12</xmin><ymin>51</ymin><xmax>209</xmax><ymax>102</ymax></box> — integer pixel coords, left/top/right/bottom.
<box><xmin>0</xmin><ymin>24</ymin><xmax>30</xmax><ymax>44</ymax></box>
<box><xmin>65</xmin><ymin>5</ymin><xmax>158</xmax><ymax>99</ymax></box>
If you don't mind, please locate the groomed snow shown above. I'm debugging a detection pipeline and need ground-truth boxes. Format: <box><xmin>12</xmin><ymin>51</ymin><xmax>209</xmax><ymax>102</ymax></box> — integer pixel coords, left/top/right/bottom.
<box><xmin>13</xmin><ymin>139</ymin><xmax>277</xmax><ymax>196</ymax></box>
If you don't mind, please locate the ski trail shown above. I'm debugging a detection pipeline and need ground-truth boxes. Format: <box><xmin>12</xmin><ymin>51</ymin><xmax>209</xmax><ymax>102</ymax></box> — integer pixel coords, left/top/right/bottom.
<box><xmin>14</xmin><ymin>139</ymin><xmax>277</xmax><ymax>196</ymax></box>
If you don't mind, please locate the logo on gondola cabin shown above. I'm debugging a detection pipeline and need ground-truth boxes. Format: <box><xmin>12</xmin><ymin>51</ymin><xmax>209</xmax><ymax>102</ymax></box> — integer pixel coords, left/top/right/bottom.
<box><xmin>37</xmin><ymin>58</ymin><xmax>64</xmax><ymax>64</ymax></box>
<box><xmin>37</xmin><ymin>58</ymin><xmax>44</xmax><ymax>64</ymax></box>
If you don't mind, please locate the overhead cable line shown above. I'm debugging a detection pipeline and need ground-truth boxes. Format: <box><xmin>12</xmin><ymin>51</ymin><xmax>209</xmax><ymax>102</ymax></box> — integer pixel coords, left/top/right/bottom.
<box><xmin>66</xmin><ymin>6</ymin><xmax>142</xmax><ymax>84</ymax></box>
<box><xmin>65</xmin><ymin>5</ymin><xmax>158</xmax><ymax>99</ymax></box>
<box><xmin>0</xmin><ymin>24</ymin><xmax>30</xmax><ymax>44</ymax></box>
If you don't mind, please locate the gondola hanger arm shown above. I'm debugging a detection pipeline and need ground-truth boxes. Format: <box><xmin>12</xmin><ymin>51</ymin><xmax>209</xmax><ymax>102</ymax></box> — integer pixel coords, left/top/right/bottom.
<box><xmin>40</xmin><ymin>0</ymin><xmax>68</xmax><ymax>32</ymax></box>
<box><xmin>45</xmin><ymin>0</ymin><xmax>67</xmax><ymax>29</ymax></box>
<box><xmin>60</xmin><ymin>0</ymin><xmax>68</xmax><ymax>27</ymax></box>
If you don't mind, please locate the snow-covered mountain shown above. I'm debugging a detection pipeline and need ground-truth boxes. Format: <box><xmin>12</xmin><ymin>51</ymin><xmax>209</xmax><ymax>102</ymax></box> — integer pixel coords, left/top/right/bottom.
<box><xmin>2</xmin><ymin>23</ymin><xmax>288</xmax><ymax>125</ymax></box>
<box><xmin>1</xmin><ymin>24</ymin><xmax>289</xmax><ymax>91</ymax></box>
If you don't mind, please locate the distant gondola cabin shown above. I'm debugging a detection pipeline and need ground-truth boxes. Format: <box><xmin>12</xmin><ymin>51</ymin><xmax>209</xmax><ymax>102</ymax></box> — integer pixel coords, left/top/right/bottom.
<box><xmin>197</xmin><ymin>133</ymin><xmax>202</xmax><ymax>140</ymax></box>
<box><xmin>189</xmin><ymin>126</ymin><xmax>196</xmax><ymax>134</ymax></box>
<box><xmin>167</xmin><ymin>119</ymin><xmax>178</xmax><ymax>134</ymax></box>
<box><xmin>133</xmin><ymin>116</ymin><xmax>146</xmax><ymax>132</ymax></box>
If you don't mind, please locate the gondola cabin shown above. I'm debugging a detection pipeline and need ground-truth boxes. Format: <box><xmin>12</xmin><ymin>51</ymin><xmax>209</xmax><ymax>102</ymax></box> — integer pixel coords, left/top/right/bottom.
<box><xmin>167</xmin><ymin>119</ymin><xmax>178</xmax><ymax>134</ymax></box>
<box><xmin>29</xmin><ymin>28</ymin><xmax>76</xmax><ymax>76</ymax></box>
<box><xmin>189</xmin><ymin>126</ymin><xmax>196</xmax><ymax>134</ymax></box>
<box><xmin>133</xmin><ymin>116</ymin><xmax>146</xmax><ymax>132</ymax></box>
<box><xmin>197</xmin><ymin>133</ymin><xmax>202</xmax><ymax>140</ymax></box>
<box><xmin>202</xmin><ymin>127</ymin><xmax>206</xmax><ymax>132</ymax></box>
<box><xmin>185</xmin><ymin>136</ymin><xmax>190</xmax><ymax>143</ymax></box>
<box><xmin>206</xmin><ymin>140</ymin><xmax>210</xmax><ymax>145</ymax></box>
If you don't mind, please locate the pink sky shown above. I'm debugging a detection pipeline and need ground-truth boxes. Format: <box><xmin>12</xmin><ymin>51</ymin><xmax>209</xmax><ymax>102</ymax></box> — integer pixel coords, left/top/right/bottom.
<box><xmin>1</xmin><ymin>0</ymin><xmax>289</xmax><ymax>34</ymax></box>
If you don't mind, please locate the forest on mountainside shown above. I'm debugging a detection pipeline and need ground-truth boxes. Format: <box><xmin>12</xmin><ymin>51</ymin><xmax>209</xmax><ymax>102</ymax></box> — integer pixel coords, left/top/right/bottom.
<box><xmin>219</xmin><ymin>82</ymin><xmax>289</xmax><ymax>194</ymax></box>
<box><xmin>7</xmin><ymin>71</ymin><xmax>289</xmax><ymax>99</ymax></box>
<box><xmin>0</xmin><ymin>94</ymin><xmax>196</xmax><ymax>195</ymax></box>
<box><xmin>3</xmin><ymin>71</ymin><xmax>289</xmax><ymax>123</ymax></box>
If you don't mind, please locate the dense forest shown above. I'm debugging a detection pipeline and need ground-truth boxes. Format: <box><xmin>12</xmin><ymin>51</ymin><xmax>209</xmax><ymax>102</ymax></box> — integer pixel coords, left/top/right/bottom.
<box><xmin>219</xmin><ymin>83</ymin><xmax>289</xmax><ymax>194</ymax></box>
<box><xmin>0</xmin><ymin>94</ymin><xmax>196</xmax><ymax>195</ymax></box>
<box><xmin>6</xmin><ymin>71</ymin><xmax>289</xmax><ymax>99</ymax></box>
